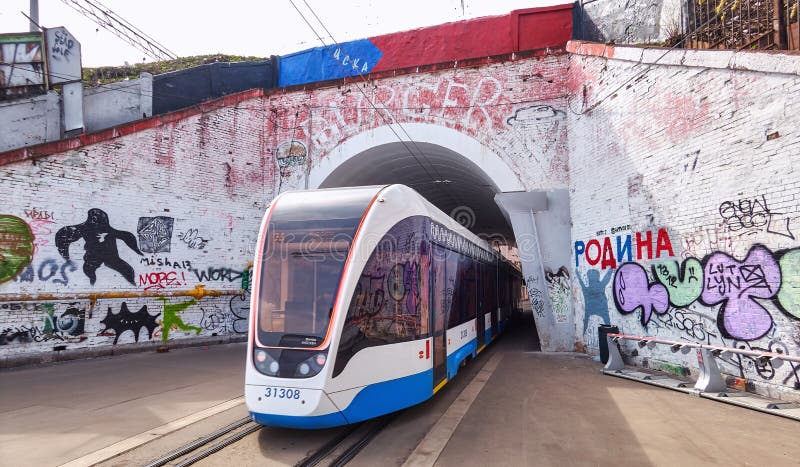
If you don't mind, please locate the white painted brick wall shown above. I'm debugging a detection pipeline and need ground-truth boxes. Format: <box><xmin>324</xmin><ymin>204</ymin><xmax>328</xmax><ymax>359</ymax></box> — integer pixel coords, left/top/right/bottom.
<box><xmin>567</xmin><ymin>43</ymin><xmax>800</xmax><ymax>400</ymax></box>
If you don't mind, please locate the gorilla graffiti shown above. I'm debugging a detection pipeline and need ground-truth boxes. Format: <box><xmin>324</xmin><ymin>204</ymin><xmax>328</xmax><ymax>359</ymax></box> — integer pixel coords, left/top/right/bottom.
<box><xmin>55</xmin><ymin>208</ymin><xmax>143</xmax><ymax>285</ymax></box>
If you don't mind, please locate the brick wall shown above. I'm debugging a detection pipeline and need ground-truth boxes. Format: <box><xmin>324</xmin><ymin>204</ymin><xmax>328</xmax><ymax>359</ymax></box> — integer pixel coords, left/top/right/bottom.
<box><xmin>0</xmin><ymin>51</ymin><xmax>570</xmax><ymax>366</ymax></box>
<box><xmin>567</xmin><ymin>42</ymin><xmax>800</xmax><ymax>399</ymax></box>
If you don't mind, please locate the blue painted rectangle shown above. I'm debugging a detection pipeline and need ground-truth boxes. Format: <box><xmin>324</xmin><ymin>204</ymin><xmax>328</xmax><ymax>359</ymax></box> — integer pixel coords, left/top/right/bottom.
<box><xmin>278</xmin><ymin>39</ymin><xmax>383</xmax><ymax>87</ymax></box>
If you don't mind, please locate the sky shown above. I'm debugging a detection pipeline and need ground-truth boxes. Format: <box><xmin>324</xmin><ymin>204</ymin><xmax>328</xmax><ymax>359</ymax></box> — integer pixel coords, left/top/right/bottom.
<box><xmin>1</xmin><ymin>0</ymin><xmax>560</xmax><ymax>68</ymax></box>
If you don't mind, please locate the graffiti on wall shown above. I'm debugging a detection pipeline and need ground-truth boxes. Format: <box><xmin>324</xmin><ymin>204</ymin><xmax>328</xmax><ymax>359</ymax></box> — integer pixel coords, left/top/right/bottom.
<box><xmin>177</xmin><ymin>229</ymin><xmax>210</xmax><ymax>250</ymax></box>
<box><xmin>575</xmin><ymin>228</ymin><xmax>675</xmax><ymax>270</ymax></box>
<box><xmin>0</xmin><ymin>302</ymin><xmax>86</xmax><ymax>345</ymax></box>
<box><xmin>275</xmin><ymin>140</ymin><xmax>308</xmax><ymax>192</ymax></box>
<box><xmin>578</xmin><ymin>269</ymin><xmax>612</xmax><ymax>334</ymax></box>
<box><xmin>545</xmin><ymin>266</ymin><xmax>571</xmax><ymax>324</ymax></box>
<box><xmin>0</xmin><ymin>215</ymin><xmax>35</xmax><ymax>284</ymax></box>
<box><xmin>505</xmin><ymin>105</ymin><xmax>566</xmax><ymax>160</ymax></box>
<box><xmin>718</xmin><ymin>194</ymin><xmax>794</xmax><ymax>240</ymax></box>
<box><xmin>99</xmin><ymin>302</ymin><xmax>160</xmax><ymax>345</ymax></box>
<box><xmin>295</xmin><ymin>75</ymin><xmax>507</xmax><ymax>156</ymax></box>
<box><xmin>190</xmin><ymin>266</ymin><xmax>248</xmax><ymax>283</ymax></box>
<box><xmin>648</xmin><ymin>306</ymin><xmax>719</xmax><ymax>345</ymax></box>
<box><xmin>157</xmin><ymin>298</ymin><xmax>201</xmax><ymax>343</ymax></box>
<box><xmin>56</xmin><ymin>209</ymin><xmax>143</xmax><ymax>285</ymax></box>
<box><xmin>137</xmin><ymin>216</ymin><xmax>174</xmax><ymax>253</ymax></box>
<box><xmin>611</xmin><ymin>244</ymin><xmax>800</xmax><ymax>341</ymax></box>
<box><xmin>14</xmin><ymin>258</ymin><xmax>79</xmax><ymax>286</ymax></box>
<box><xmin>138</xmin><ymin>270</ymin><xmax>188</xmax><ymax>290</ymax></box>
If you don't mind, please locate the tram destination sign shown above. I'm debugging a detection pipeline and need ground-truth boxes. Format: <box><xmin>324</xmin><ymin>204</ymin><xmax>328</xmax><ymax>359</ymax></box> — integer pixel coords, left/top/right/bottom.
<box><xmin>429</xmin><ymin>221</ymin><xmax>495</xmax><ymax>263</ymax></box>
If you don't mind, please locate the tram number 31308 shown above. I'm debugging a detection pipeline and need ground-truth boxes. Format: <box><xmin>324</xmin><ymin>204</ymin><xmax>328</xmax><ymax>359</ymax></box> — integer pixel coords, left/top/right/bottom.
<box><xmin>265</xmin><ymin>387</ymin><xmax>301</xmax><ymax>399</ymax></box>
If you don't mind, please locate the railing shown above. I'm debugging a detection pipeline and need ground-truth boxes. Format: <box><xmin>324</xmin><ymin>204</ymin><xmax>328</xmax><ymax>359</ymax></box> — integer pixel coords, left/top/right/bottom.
<box><xmin>685</xmin><ymin>0</ymin><xmax>799</xmax><ymax>51</ymax></box>
<box><xmin>603</xmin><ymin>333</ymin><xmax>800</xmax><ymax>392</ymax></box>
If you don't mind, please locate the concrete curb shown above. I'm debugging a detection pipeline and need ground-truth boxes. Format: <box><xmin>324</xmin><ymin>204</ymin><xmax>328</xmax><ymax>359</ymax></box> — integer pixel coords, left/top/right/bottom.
<box><xmin>566</xmin><ymin>40</ymin><xmax>800</xmax><ymax>77</ymax></box>
<box><xmin>0</xmin><ymin>334</ymin><xmax>248</xmax><ymax>369</ymax></box>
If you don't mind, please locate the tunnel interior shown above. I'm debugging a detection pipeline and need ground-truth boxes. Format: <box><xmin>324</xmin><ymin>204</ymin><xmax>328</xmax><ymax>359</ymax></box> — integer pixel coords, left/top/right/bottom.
<box><xmin>318</xmin><ymin>141</ymin><xmax>537</xmax><ymax>343</ymax></box>
<box><xmin>318</xmin><ymin>142</ymin><xmax>515</xmax><ymax>242</ymax></box>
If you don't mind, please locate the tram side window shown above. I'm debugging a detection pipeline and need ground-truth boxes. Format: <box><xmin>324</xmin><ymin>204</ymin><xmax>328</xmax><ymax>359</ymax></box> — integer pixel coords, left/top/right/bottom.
<box><xmin>448</xmin><ymin>252</ymin><xmax>476</xmax><ymax>327</ymax></box>
<box><xmin>335</xmin><ymin>216</ymin><xmax>429</xmax><ymax>376</ymax></box>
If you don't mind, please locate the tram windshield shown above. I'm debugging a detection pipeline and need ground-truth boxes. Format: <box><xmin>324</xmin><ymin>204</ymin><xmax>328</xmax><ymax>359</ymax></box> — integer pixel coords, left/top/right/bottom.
<box><xmin>256</xmin><ymin>186</ymin><xmax>382</xmax><ymax>348</ymax></box>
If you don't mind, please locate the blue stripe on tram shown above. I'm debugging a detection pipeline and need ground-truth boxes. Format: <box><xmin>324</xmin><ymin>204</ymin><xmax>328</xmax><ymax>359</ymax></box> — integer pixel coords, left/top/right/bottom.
<box><xmin>251</xmin><ymin>369</ymin><xmax>434</xmax><ymax>428</ymax></box>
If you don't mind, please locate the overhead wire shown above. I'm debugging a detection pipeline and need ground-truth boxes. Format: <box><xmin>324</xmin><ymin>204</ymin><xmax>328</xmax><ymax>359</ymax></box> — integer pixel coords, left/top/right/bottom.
<box><xmin>288</xmin><ymin>0</ymin><xmax>467</xmax><ymax>210</ymax></box>
<box><xmin>58</xmin><ymin>0</ymin><xmax>177</xmax><ymax>61</ymax></box>
<box><xmin>299</xmin><ymin>0</ymin><xmax>451</xmax><ymax>185</ymax></box>
<box><xmin>288</xmin><ymin>0</ymin><xmax>446</xmax><ymax>185</ymax></box>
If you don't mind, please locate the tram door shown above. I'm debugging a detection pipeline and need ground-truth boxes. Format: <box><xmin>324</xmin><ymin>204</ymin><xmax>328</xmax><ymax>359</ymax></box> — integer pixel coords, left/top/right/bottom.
<box><xmin>431</xmin><ymin>245</ymin><xmax>448</xmax><ymax>388</ymax></box>
<box><xmin>476</xmin><ymin>262</ymin><xmax>486</xmax><ymax>349</ymax></box>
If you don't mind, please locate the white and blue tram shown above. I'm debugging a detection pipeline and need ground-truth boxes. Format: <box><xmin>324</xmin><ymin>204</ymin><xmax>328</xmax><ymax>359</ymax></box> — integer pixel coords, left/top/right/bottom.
<box><xmin>245</xmin><ymin>184</ymin><xmax>523</xmax><ymax>428</ymax></box>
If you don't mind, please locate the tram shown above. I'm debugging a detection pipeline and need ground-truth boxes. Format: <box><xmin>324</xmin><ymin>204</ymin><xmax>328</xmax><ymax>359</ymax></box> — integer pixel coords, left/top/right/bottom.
<box><xmin>245</xmin><ymin>184</ymin><xmax>524</xmax><ymax>428</ymax></box>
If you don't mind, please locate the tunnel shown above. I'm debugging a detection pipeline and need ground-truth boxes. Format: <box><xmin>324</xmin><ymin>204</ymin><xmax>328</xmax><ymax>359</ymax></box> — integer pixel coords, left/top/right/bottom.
<box><xmin>318</xmin><ymin>141</ymin><xmax>514</xmax><ymax>242</ymax></box>
<box><xmin>305</xmin><ymin>128</ymin><xmax>557</xmax><ymax>349</ymax></box>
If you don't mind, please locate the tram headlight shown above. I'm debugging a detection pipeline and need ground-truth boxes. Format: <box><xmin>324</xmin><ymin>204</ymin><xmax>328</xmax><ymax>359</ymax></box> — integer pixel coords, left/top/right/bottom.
<box><xmin>298</xmin><ymin>363</ymin><xmax>311</xmax><ymax>375</ymax></box>
<box><xmin>294</xmin><ymin>352</ymin><xmax>328</xmax><ymax>378</ymax></box>
<box><xmin>314</xmin><ymin>353</ymin><xmax>327</xmax><ymax>366</ymax></box>
<box><xmin>253</xmin><ymin>349</ymin><xmax>279</xmax><ymax>376</ymax></box>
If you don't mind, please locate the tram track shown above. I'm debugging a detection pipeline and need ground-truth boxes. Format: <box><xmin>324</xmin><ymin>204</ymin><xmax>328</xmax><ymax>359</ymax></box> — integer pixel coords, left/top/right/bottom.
<box><xmin>296</xmin><ymin>413</ymin><xmax>399</xmax><ymax>467</ymax></box>
<box><xmin>142</xmin><ymin>412</ymin><xmax>398</xmax><ymax>467</ymax></box>
<box><xmin>143</xmin><ymin>417</ymin><xmax>260</xmax><ymax>467</ymax></box>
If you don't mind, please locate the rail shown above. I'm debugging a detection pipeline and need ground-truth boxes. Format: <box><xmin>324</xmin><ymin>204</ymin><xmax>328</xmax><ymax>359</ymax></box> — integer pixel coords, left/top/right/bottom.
<box><xmin>603</xmin><ymin>333</ymin><xmax>800</xmax><ymax>392</ymax></box>
<box><xmin>685</xmin><ymin>0</ymin><xmax>799</xmax><ymax>51</ymax></box>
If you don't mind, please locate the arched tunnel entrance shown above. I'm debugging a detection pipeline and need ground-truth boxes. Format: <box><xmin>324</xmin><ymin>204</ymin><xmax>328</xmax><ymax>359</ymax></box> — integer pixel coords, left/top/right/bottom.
<box><xmin>318</xmin><ymin>141</ymin><xmax>513</xmax><ymax>241</ymax></box>
<box><xmin>304</xmin><ymin>124</ymin><xmax>573</xmax><ymax>352</ymax></box>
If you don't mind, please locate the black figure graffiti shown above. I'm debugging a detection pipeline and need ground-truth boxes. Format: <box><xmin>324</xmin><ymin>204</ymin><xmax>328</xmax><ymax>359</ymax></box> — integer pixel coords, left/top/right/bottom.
<box><xmin>55</xmin><ymin>208</ymin><xmax>143</xmax><ymax>285</ymax></box>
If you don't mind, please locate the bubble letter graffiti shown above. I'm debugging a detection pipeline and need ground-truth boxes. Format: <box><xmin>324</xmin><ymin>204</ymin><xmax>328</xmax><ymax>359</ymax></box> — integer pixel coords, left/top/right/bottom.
<box><xmin>775</xmin><ymin>248</ymin><xmax>800</xmax><ymax>319</ymax></box>
<box><xmin>613</xmin><ymin>262</ymin><xmax>669</xmax><ymax>326</ymax></box>
<box><xmin>701</xmin><ymin>245</ymin><xmax>779</xmax><ymax>340</ymax></box>
<box><xmin>652</xmin><ymin>258</ymin><xmax>703</xmax><ymax>307</ymax></box>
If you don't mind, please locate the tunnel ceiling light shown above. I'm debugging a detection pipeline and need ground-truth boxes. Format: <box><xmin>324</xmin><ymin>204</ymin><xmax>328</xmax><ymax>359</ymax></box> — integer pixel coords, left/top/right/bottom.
<box><xmin>434</xmin><ymin>179</ymin><xmax>452</xmax><ymax>184</ymax></box>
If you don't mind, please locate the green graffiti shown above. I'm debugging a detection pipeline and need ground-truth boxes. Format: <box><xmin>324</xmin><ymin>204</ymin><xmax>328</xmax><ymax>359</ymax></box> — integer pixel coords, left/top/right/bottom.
<box><xmin>777</xmin><ymin>249</ymin><xmax>800</xmax><ymax>319</ymax></box>
<box><xmin>652</xmin><ymin>258</ymin><xmax>703</xmax><ymax>307</ymax></box>
<box><xmin>0</xmin><ymin>215</ymin><xmax>35</xmax><ymax>284</ymax></box>
<box><xmin>40</xmin><ymin>304</ymin><xmax>56</xmax><ymax>333</ymax></box>
<box><xmin>241</xmin><ymin>268</ymin><xmax>250</xmax><ymax>291</ymax></box>
<box><xmin>658</xmin><ymin>362</ymin><xmax>689</xmax><ymax>377</ymax></box>
<box><xmin>157</xmin><ymin>298</ymin><xmax>201</xmax><ymax>343</ymax></box>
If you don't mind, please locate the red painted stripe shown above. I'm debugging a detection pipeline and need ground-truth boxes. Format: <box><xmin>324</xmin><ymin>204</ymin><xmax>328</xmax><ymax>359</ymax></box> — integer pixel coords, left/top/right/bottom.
<box><xmin>426</xmin><ymin>339</ymin><xmax>430</xmax><ymax>359</ymax></box>
<box><xmin>369</xmin><ymin>4</ymin><xmax>572</xmax><ymax>73</ymax></box>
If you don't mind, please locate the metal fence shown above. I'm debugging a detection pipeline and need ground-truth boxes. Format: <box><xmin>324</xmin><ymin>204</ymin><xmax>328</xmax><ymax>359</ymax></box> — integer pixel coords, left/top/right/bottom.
<box><xmin>685</xmin><ymin>0</ymin><xmax>799</xmax><ymax>50</ymax></box>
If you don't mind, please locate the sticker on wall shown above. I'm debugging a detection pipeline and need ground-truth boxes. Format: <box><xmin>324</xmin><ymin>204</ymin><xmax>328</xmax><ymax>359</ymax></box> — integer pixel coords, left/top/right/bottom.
<box><xmin>137</xmin><ymin>216</ymin><xmax>174</xmax><ymax>254</ymax></box>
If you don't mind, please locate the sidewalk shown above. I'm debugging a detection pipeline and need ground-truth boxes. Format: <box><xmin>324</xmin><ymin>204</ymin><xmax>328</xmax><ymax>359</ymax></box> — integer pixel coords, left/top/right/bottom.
<box><xmin>0</xmin><ymin>343</ymin><xmax>246</xmax><ymax>466</ymax></box>
<box><xmin>418</xmin><ymin>321</ymin><xmax>800</xmax><ymax>466</ymax></box>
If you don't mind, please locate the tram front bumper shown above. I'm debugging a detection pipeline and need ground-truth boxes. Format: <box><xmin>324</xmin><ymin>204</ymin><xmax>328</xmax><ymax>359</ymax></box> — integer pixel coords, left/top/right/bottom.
<box><xmin>245</xmin><ymin>384</ymin><xmax>348</xmax><ymax>429</ymax></box>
